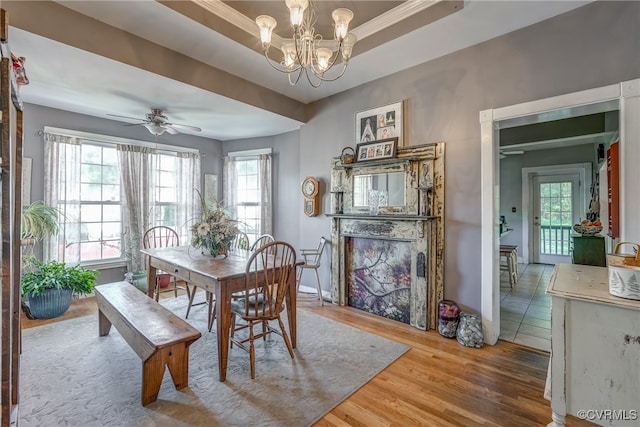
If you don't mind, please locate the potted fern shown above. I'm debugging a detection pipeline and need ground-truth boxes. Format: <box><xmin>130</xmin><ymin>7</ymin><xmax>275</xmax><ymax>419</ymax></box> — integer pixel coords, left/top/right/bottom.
<box><xmin>21</xmin><ymin>201</ymin><xmax>60</xmax><ymax>246</ymax></box>
<box><xmin>21</xmin><ymin>258</ymin><xmax>98</xmax><ymax>319</ymax></box>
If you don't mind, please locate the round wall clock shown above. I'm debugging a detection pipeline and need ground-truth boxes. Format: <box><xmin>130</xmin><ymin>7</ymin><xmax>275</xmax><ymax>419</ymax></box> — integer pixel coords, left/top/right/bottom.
<box><xmin>302</xmin><ymin>177</ymin><xmax>319</xmax><ymax>198</ymax></box>
<box><xmin>301</xmin><ymin>176</ymin><xmax>320</xmax><ymax>217</ymax></box>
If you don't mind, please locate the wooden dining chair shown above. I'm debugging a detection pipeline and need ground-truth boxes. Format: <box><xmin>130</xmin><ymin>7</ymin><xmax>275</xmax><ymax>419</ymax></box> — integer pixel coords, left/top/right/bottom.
<box><xmin>229</xmin><ymin>241</ymin><xmax>297</xmax><ymax>379</ymax></box>
<box><xmin>250</xmin><ymin>233</ymin><xmax>275</xmax><ymax>252</ymax></box>
<box><xmin>296</xmin><ymin>237</ymin><xmax>328</xmax><ymax>306</ymax></box>
<box><xmin>142</xmin><ymin>226</ymin><xmax>190</xmax><ymax>301</ymax></box>
<box><xmin>231</xmin><ymin>231</ymin><xmax>250</xmax><ymax>251</ymax></box>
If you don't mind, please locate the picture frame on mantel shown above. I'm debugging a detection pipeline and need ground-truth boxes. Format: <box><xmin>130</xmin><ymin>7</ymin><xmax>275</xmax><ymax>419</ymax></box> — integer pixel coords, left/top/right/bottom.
<box><xmin>356</xmin><ymin>137</ymin><xmax>398</xmax><ymax>162</ymax></box>
<box><xmin>355</xmin><ymin>100</ymin><xmax>403</xmax><ymax>147</ymax></box>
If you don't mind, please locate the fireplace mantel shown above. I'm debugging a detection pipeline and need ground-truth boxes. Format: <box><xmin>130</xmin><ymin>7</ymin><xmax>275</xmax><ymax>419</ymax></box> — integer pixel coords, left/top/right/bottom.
<box><xmin>329</xmin><ymin>143</ymin><xmax>444</xmax><ymax>330</ymax></box>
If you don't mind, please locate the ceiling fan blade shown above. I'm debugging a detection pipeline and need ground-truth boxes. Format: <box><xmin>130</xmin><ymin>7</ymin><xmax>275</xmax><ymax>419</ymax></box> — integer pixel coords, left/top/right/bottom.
<box><xmin>107</xmin><ymin>113</ymin><xmax>145</xmax><ymax>122</ymax></box>
<box><xmin>164</xmin><ymin>125</ymin><xmax>179</xmax><ymax>135</ymax></box>
<box><xmin>122</xmin><ymin>122</ymin><xmax>146</xmax><ymax>127</ymax></box>
<box><xmin>168</xmin><ymin>122</ymin><xmax>202</xmax><ymax>132</ymax></box>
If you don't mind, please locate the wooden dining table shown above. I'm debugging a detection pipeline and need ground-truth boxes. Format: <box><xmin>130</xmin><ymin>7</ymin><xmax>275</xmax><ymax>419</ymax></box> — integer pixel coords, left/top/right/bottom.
<box><xmin>140</xmin><ymin>245</ymin><xmax>300</xmax><ymax>381</ymax></box>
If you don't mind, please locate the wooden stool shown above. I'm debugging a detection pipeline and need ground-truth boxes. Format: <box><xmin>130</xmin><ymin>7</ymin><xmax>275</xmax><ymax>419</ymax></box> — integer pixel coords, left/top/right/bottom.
<box><xmin>499</xmin><ymin>245</ymin><xmax>518</xmax><ymax>288</ymax></box>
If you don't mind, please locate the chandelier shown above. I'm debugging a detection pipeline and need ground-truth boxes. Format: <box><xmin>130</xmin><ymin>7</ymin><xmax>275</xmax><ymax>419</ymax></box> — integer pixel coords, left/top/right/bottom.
<box><xmin>255</xmin><ymin>0</ymin><xmax>357</xmax><ymax>87</ymax></box>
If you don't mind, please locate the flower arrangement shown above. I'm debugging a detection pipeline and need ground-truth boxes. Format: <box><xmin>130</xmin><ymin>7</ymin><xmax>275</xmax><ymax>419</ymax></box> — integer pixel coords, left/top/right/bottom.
<box><xmin>190</xmin><ymin>191</ymin><xmax>239</xmax><ymax>257</ymax></box>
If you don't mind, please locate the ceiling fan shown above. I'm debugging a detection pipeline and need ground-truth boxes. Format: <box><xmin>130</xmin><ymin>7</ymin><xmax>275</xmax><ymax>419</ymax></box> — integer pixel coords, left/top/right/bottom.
<box><xmin>499</xmin><ymin>150</ymin><xmax>524</xmax><ymax>159</ymax></box>
<box><xmin>107</xmin><ymin>108</ymin><xmax>202</xmax><ymax>136</ymax></box>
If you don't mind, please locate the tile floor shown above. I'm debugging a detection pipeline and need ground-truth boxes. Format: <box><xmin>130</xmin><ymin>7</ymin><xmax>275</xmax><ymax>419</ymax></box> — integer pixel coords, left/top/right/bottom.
<box><xmin>499</xmin><ymin>263</ymin><xmax>554</xmax><ymax>352</ymax></box>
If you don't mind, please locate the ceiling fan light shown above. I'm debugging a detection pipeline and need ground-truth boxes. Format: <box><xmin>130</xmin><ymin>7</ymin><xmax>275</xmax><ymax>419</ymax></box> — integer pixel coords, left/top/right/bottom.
<box><xmin>332</xmin><ymin>8</ymin><xmax>353</xmax><ymax>40</ymax></box>
<box><xmin>285</xmin><ymin>0</ymin><xmax>308</xmax><ymax>27</ymax></box>
<box><xmin>256</xmin><ymin>15</ymin><xmax>277</xmax><ymax>47</ymax></box>
<box><xmin>144</xmin><ymin>123</ymin><xmax>166</xmax><ymax>136</ymax></box>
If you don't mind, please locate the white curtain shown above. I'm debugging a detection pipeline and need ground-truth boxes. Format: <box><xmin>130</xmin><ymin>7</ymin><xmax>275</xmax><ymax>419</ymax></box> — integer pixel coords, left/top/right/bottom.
<box><xmin>117</xmin><ymin>145</ymin><xmax>154</xmax><ymax>273</ymax></box>
<box><xmin>258</xmin><ymin>154</ymin><xmax>273</xmax><ymax>236</ymax></box>
<box><xmin>175</xmin><ymin>151</ymin><xmax>201</xmax><ymax>243</ymax></box>
<box><xmin>223</xmin><ymin>153</ymin><xmax>272</xmax><ymax>236</ymax></box>
<box><xmin>43</xmin><ymin>132</ymin><xmax>81</xmax><ymax>262</ymax></box>
<box><xmin>223</xmin><ymin>156</ymin><xmax>238</xmax><ymax>214</ymax></box>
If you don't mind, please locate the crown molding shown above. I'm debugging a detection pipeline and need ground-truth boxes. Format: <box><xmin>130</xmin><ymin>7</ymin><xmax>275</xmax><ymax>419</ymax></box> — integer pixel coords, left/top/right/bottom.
<box><xmin>351</xmin><ymin>0</ymin><xmax>441</xmax><ymax>40</ymax></box>
<box><xmin>195</xmin><ymin>0</ymin><xmax>442</xmax><ymax>51</ymax></box>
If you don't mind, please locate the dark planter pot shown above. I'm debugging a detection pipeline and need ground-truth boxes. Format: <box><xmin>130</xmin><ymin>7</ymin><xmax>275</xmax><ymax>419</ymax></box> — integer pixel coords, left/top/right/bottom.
<box><xmin>27</xmin><ymin>288</ymin><xmax>73</xmax><ymax>319</ymax></box>
<box><xmin>131</xmin><ymin>271</ymin><xmax>147</xmax><ymax>293</ymax></box>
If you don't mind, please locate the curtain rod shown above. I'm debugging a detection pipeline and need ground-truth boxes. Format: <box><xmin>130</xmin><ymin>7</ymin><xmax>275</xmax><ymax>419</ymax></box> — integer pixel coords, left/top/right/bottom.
<box><xmin>226</xmin><ymin>148</ymin><xmax>272</xmax><ymax>158</ymax></box>
<box><xmin>41</xmin><ymin>126</ymin><xmax>200</xmax><ymax>154</ymax></box>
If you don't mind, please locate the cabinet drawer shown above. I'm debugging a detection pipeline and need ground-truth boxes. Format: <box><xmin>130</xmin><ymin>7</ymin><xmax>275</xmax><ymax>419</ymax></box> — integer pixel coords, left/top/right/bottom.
<box><xmin>153</xmin><ymin>259</ymin><xmax>190</xmax><ymax>281</ymax></box>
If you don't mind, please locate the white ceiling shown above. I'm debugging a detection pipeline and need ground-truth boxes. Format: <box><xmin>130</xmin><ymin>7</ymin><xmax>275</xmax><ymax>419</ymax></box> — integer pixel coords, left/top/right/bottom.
<box><xmin>9</xmin><ymin>1</ymin><xmax>591</xmax><ymax>141</ymax></box>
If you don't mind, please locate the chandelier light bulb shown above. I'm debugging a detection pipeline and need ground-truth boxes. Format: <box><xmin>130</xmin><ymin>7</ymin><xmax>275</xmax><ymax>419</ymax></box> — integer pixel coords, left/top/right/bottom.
<box><xmin>256</xmin><ymin>0</ymin><xmax>357</xmax><ymax>87</ymax></box>
<box><xmin>281</xmin><ymin>41</ymin><xmax>297</xmax><ymax>69</ymax></box>
<box><xmin>255</xmin><ymin>15</ymin><xmax>277</xmax><ymax>47</ymax></box>
<box><xmin>341</xmin><ymin>33</ymin><xmax>357</xmax><ymax>61</ymax></box>
<box><xmin>331</xmin><ymin>8</ymin><xmax>353</xmax><ymax>40</ymax></box>
<box><xmin>316</xmin><ymin>48</ymin><xmax>333</xmax><ymax>72</ymax></box>
<box><xmin>285</xmin><ymin>0</ymin><xmax>309</xmax><ymax>27</ymax></box>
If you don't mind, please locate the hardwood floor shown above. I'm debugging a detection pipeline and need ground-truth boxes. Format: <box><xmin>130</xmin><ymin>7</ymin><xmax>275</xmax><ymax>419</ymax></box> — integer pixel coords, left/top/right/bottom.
<box><xmin>22</xmin><ymin>292</ymin><xmax>595</xmax><ymax>426</ymax></box>
<box><xmin>298</xmin><ymin>295</ymin><xmax>595</xmax><ymax>427</ymax></box>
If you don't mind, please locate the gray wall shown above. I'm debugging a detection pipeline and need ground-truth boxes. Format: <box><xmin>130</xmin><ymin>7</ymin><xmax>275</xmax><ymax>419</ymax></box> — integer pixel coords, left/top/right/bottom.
<box><xmin>285</xmin><ymin>1</ymin><xmax>640</xmax><ymax>312</ymax></box>
<box><xmin>23</xmin><ymin>103</ymin><xmax>223</xmax><ymax>284</ymax></box>
<box><xmin>499</xmin><ymin>143</ymin><xmax>598</xmax><ymax>251</ymax></box>
<box><xmin>20</xmin><ymin>1</ymin><xmax>640</xmax><ymax>311</ymax></box>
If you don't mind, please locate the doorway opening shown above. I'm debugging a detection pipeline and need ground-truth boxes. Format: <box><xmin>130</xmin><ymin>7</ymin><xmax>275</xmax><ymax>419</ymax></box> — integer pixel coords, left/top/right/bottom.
<box><xmin>480</xmin><ymin>79</ymin><xmax>640</xmax><ymax>345</ymax></box>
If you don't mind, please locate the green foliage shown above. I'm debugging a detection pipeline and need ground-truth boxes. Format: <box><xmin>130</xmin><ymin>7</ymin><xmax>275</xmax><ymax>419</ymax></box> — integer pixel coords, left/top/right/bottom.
<box><xmin>21</xmin><ymin>258</ymin><xmax>98</xmax><ymax>297</ymax></box>
<box><xmin>21</xmin><ymin>201</ymin><xmax>60</xmax><ymax>241</ymax></box>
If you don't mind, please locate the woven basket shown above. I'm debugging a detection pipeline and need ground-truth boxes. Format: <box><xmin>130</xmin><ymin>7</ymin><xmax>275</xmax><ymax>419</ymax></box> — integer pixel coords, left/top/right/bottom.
<box><xmin>607</xmin><ymin>242</ymin><xmax>640</xmax><ymax>267</ymax></box>
<box><xmin>340</xmin><ymin>147</ymin><xmax>355</xmax><ymax>164</ymax></box>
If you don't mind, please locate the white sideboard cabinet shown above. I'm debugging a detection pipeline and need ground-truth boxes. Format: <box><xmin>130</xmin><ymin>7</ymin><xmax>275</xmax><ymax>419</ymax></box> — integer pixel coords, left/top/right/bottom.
<box><xmin>546</xmin><ymin>263</ymin><xmax>640</xmax><ymax>427</ymax></box>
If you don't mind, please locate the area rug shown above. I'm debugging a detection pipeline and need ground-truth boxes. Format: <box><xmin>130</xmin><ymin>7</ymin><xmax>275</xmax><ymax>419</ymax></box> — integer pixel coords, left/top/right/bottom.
<box><xmin>19</xmin><ymin>295</ymin><xmax>409</xmax><ymax>426</ymax></box>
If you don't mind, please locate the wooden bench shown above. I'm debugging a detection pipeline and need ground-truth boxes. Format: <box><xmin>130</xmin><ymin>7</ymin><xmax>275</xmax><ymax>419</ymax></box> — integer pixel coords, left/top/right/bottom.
<box><xmin>95</xmin><ymin>281</ymin><xmax>201</xmax><ymax>406</ymax></box>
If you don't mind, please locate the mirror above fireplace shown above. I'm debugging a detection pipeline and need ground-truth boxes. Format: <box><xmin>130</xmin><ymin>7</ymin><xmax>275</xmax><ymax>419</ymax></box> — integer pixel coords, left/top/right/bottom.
<box><xmin>353</xmin><ymin>172</ymin><xmax>406</xmax><ymax>207</ymax></box>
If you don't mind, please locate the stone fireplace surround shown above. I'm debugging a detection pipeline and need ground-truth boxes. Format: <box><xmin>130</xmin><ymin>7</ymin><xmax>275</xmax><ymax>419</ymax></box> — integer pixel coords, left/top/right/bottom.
<box><xmin>329</xmin><ymin>143</ymin><xmax>444</xmax><ymax>330</ymax></box>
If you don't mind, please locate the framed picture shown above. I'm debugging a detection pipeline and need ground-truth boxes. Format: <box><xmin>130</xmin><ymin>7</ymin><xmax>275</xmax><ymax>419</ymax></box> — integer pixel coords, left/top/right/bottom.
<box><xmin>355</xmin><ymin>100</ymin><xmax>403</xmax><ymax>147</ymax></box>
<box><xmin>356</xmin><ymin>137</ymin><xmax>398</xmax><ymax>162</ymax></box>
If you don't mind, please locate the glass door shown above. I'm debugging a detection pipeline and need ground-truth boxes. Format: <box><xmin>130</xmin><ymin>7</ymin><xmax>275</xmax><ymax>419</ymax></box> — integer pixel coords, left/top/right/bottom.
<box><xmin>532</xmin><ymin>173</ymin><xmax>581</xmax><ymax>264</ymax></box>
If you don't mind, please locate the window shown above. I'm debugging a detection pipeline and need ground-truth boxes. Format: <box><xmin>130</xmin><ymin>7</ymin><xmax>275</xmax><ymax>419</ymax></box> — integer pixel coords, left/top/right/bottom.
<box><xmin>62</xmin><ymin>143</ymin><xmax>122</xmax><ymax>263</ymax></box>
<box><xmin>44</xmin><ymin>129</ymin><xmax>200</xmax><ymax>269</ymax></box>
<box><xmin>152</xmin><ymin>153</ymin><xmax>178</xmax><ymax>228</ymax></box>
<box><xmin>235</xmin><ymin>158</ymin><xmax>261</xmax><ymax>241</ymax></box>
<box><xmin>224</xmin><ymin>150</ymin><xmax>272</xmax><ymax>244</ymax></box>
